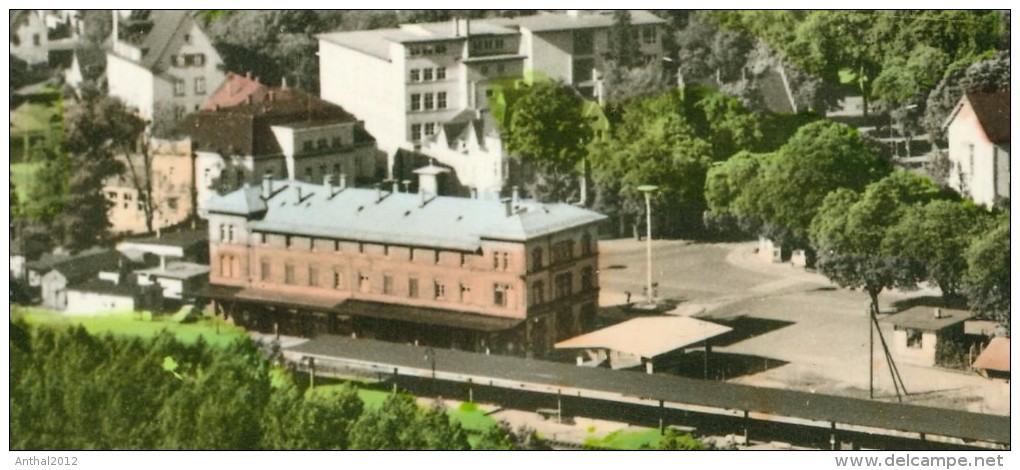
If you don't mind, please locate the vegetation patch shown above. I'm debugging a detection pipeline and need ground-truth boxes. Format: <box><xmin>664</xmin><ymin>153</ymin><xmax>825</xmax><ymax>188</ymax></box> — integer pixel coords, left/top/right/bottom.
<box><xmin>14</xmin><ymin>307</ymin><xmax>246</xmax><ymax>348</ymax></box>
<box><xmin>583</xmin><ymin>428</ymin><xmax>663</xmax><ymax>450</ymax></box>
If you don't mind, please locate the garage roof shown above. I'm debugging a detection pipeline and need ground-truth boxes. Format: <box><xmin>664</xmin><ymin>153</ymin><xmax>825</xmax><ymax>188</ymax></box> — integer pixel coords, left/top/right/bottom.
<box><xmin>555</xmin><ymin>316</ymin><xmax>732</xmax><ymax>359</ymax></box>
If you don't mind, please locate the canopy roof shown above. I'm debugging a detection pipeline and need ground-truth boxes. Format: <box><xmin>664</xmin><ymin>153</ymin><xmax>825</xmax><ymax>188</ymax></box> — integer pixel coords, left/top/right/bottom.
<box><xmin>555</xmin><ymin>316</ymin><xmax>732</xmax><ymax>359</ymax></box>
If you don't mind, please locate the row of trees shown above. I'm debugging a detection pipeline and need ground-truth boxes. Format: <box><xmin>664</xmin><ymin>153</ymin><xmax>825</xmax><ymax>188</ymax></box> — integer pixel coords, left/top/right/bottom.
<box><xmin>10</xmin><ymin>322</ymin><xmax>705</xmax><ymax>450</ymax></box>
<box><xmin>811</xmin><ymin>173</ymin><xmax>1010</xmax><ymax>330</ymax></box>
<box><xmin>8</xmin><ymin>322</ymin><xmax>547</xmax><ymax>450</ymax></box>
<box><xmin>498</xmin><ymin>76</ymin><xmax>818</xmax><ymax>238</ymax></box>
<box><xmin>705</xmin><ymin>121</ymin><xmax>1009</xmax><ymax>329</ymax></box>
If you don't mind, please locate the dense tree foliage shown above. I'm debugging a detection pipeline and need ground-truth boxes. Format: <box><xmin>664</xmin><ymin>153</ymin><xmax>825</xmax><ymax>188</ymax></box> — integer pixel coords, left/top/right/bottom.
<box><xmin>589</xmin><ymin>90</ymin><xmax>712</xmax><ymax>237</ymax></box>
<box><xmin>809</xmin><ymin>171</ymin><xmax>942</xmax><ymax>314</ymax></box>
<box><xmin>709</xmin><ymin>10</ymin><xmax>1006</xmax><ymax>116</ymax></box>
<box><xmin>9</xmin><ymin>322</ymin><xmax>536</xmax><ymax>450</ymax></box>
<box><xmin>886</xmin><ymin>199</ymin><xmax>991</xmax><ymax>299</ymax></box>
<box><xmin>707</xmin><ymin>120</ymin><xmax>890</xmax><ymax>247</ymax></box>
<box><xmin>962</xmin><ymin>214</ymin><xmax>1011</xmax><ymax>331</ymax></box>
<box><xmin>502</xmin><ymin>80</ymin><xmax>591</xmax><ymax>175</ymax></box>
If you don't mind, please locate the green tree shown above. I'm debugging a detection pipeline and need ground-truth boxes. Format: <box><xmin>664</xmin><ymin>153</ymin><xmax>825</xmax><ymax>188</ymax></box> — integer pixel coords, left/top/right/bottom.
<box><xmin>887</xmin><ymin>199</ymin><xmax>990</xmax><ymax>299</ymax></box>
<box><xmin>712</xmin><ymin>11</ymin><xmax>1006</xmax><ymax>116</ymax></box>
<box><xmin>653</xmin><ymin>429</ymin><xmax>708</xmax><ymax>450</ymax></box>
<box><xmin>703</xmin><ymin>150</ymin><xmax>770</xmax><ymax>236</ymax></box>
<box><xmin>302</xmin><ymin>383</ymin><xmax>364</xmax><ymax>449</ymax></box>
<box><xmin>810</xmin><ymin>171</ymin><xmax>941</xmax><ymax>316</ymax></box>
<box><xmin>348</xmin><ymin>394</ymin><xmax>423</xmax><ymax>450</ymax></box>
<box><xmin>749</xmin><ymin>120</ymin><xmax>891</xmax><ymax>248</ymax></box>
<box><xmin>503</xmin><ymin>79</ymin><xmax>591</xmax><ymax>174</ymax></box>
<box><xmin>60</xmin><ymin>94</ymin><xmax>144</xmax><ymax>249</ymax></box>
<box><xmin>962</xmin><ymin>214</ymin><xmax>1010</xmax><ymax>331</ymax></box>
<box><xmin>589</xmin><ymin>90</ymin><xmax>714</xmax><ymax>237</ymax></box>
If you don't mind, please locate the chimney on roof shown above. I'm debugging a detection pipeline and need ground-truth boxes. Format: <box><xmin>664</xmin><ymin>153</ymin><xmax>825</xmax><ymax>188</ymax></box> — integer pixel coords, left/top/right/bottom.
<box><xmin>392</xmin><ymin>180</ymin><xmax>400</xmax><ymax>194</ymax></box>
<box><xmin>262</xmin><ymin>175</ymin><xmax>273</xmax><ymax>199</ymax></box>
<box><xmin>295</xmin><ymin>185</ymin><xmax>303</xmax><ymax>204</ymax></box>
<box><xmin>324</xmin><ymin>173</ymin><xmax>333</xmax><ymax>194</ymax></box>
<box><xmin>934</xmin><ymin>308</ymin><xmax>943</xmax><ymax>319</ymax></box>
<box><xmin>339</xmin><ymin>173</ymin><xmax>347</xmax><ymax>191</ymax></box>
<box><xmin>281</xmin><ymin>76</ymin><xmax>288</xmax><ymax>89</ymax></box>
<box><xmin>503</xmin><ymin>198</ymin><xmax>513</xmax><ymax>217</ymax></box>
<box><xmin>402</xmin><ymin>180</ymin><xmax>412</xmax><ymax>193</ymax></box>
<box><xmin>511</xmin><ymin>186</ymin><xmax>520</xmax><ymax>209</ymax></box>
<box><xmin>375</xmin><ymin>183</ymin><xmax>383</xmax><ymax>203</ymax></box>
<box><xmin>470</xmin><ymin>187</ymin><xmax>478</xmax><ymax>199</ymax></box>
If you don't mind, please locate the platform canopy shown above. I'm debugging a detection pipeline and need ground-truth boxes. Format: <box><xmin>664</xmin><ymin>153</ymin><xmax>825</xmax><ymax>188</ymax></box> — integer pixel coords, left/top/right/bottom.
<box><xmin>555</xmin><ymin>316</ymin><xmax>732</xmax><ymax>359</ymax></box>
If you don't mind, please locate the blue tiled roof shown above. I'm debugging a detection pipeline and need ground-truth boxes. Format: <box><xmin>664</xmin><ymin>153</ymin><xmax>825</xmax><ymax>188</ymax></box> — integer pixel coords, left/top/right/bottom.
<box><xmin>207</xmin><ymin>180</ymin><xmax>607</xmax><ymax>251</ymax></box>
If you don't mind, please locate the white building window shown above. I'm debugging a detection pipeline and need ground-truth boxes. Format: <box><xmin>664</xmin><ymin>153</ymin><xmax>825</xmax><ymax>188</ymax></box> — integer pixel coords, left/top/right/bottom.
<box><xmin>424</xmin><ymin>123</ymin><xmax>435</xmax><ymax>136</ymax></box>
<box><xmin>410</xmin><ymin>93</ymin><xmax>421</xmax><ymax>111</ymax></box>
<box><xmin>424</xmin><ymin>93</ymin><xmax>434</xmax><ymax>110</ymax></box>
<box><xmin>436</xmin><ymin>67</ymin><xmax>446</xmax><ymax>80</ymax></box>
<box><xmin>411</xmin><ymin>124</ymin><xmax>422</xmax><ymax>141</ymax></box>
<box><xmin>174</xmin><ymin>80</ymin><xmax>186</xmax><ymax>96</ymax></box>
<box><xmin>410</xmin><ymin>69</ymin><xmax>420</xmax><ymax>82</ymax></box>
<box><xmin>194</xmin><ymin>77</ymin><xmax>206</xmax><ymax>94</ymax></box>
<box><xmin>437</xmin><ymin>92</ymin><xmax>447</xmax><ymax>109</ymax></box>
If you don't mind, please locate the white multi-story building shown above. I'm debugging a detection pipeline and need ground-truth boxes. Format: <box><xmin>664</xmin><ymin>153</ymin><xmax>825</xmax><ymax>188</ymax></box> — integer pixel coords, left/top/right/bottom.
<box><xmin>106</xmin><ymin>10</ymin><xmax>226</xmax><ymax>125</ymax></box>
<box><xmin>318</xmin><ymin>10</ymin><xmax>666</xmax><ymax>198</ymax></box>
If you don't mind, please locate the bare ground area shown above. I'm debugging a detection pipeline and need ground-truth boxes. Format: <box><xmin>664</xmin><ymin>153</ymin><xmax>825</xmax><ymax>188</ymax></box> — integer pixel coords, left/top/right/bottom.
<box><xmin>597</xmin><ymin>239</ymin><xmax>1009</xmax><ymax>416</ymax></box>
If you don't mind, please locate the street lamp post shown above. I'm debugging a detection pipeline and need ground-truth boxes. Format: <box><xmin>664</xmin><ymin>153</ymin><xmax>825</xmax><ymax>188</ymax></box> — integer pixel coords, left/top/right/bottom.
<box><xmin>637</xmin><ymin>185</ymin><xmax>658</xmax><ymax>307</ymax></box>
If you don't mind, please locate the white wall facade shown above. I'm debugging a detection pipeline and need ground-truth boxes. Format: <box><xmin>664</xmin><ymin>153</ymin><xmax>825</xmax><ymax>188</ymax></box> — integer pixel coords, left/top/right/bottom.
<box><xmin>106</xmin><ymin>53</ymin><xmax>157</xmax><ymax>118</ymax></box>
<box><xmin>319</xmin><ymin>40</ymin><xmax>406</xmax><ymax>153</ymax></box>
<box><xmin>65</xmin><ymin>290</ymin><xmax>136</xmax><ymax>316</ymax></box>
<box><xmin>947</xmin><ymin>101</ymin><xmax>1011</xmax><ymax>207</ymax></box>
<box><xmin>892</xmin><ymin>329</ymin><xmax>938</xmax><ymax>366</ymax></box>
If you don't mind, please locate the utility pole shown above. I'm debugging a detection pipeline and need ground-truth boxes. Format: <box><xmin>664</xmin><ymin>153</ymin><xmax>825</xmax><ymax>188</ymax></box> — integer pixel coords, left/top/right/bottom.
<box><xmin>638</xmin><ymin>185</ymin><xmax>658</xmax><ymax>307</ymax></box>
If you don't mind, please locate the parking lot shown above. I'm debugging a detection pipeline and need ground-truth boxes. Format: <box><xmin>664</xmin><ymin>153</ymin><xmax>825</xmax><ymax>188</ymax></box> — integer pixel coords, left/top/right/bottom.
<box><xmin>597</xmin><ymin>238</ymin><xmax>1009</xmax><ymax>415</ymax></box>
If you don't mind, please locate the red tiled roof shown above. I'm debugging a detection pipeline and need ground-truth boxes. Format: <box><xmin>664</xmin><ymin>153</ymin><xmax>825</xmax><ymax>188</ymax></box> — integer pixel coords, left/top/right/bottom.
<box><xmin>972</xmin><ymin>337</ymin><xmax>1010</xmax><ymax>373</ymax></box>
<box><xmin>200</xmin><ymin>72</ymin><xmax>271</xmax><ymax>111</ymax></box>
<box><xmin>966</xmin><ymin>91</ymin><xmax>1010</xmax><ymax>143</ymax></box>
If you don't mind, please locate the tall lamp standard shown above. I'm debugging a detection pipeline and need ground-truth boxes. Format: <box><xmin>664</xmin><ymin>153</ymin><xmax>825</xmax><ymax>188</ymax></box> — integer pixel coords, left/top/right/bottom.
<box><xmin>637</xmin><ymin>185</ymin><xmax>658</xmax><ymax>307</ymax></box>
